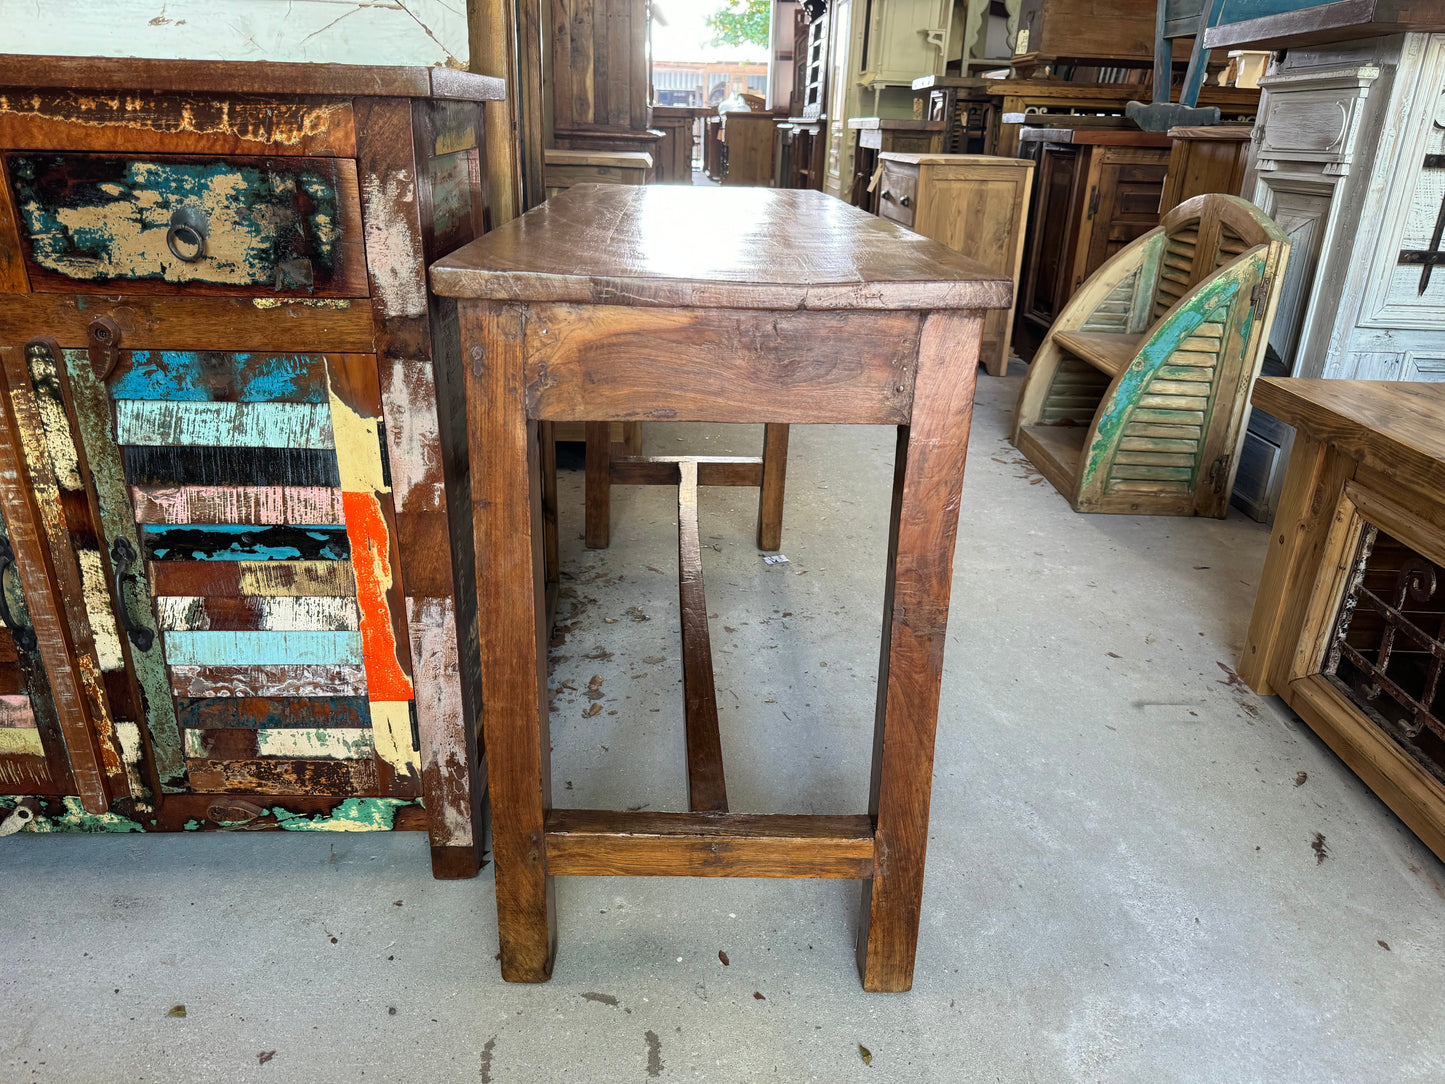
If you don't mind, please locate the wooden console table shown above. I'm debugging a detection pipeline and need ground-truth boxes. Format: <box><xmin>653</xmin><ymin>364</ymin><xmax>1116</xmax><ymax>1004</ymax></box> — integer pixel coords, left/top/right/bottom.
<box><xmin>1241</xmin><ymin>379</ymin><xmax>1445</xmax><ymax>861</ymax></box>
<box><xmin>431</xmin><ymin>185</ymin><xmax>1010</xmax><ymax>990</ymax></box>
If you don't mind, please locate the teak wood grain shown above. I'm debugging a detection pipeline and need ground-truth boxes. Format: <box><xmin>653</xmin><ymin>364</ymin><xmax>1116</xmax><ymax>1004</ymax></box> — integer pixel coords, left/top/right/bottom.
<box><xmin>677</xmin><ymin>462</ymin><xmax>727</xmax><ymax>814</ymax></box>
<box><xmin>430</xmin><ymin>185</ymin><xmax>1011</xmax><ymax>312</ymax></box>
<box><xmin>434</xmin><ymin>185</ymin><xmax>1008</xmax><ymax>992</ymax></box>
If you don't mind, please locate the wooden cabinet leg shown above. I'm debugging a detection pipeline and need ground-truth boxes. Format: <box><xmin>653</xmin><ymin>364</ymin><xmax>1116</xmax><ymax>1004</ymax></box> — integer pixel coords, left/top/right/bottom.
<box><xmin>756</xmin><ymin>423</ymin><xmax>789</xmax><ymax>552</ymax></box>
<box><xmin>464</xmin><ymin>301</ymin><xmax>556</xmax><ymax>981</ymax></box>
<box><xmin>584</xmin><ymin>421</ymin><xmax>611</xmax><ymax>550</ymax></box>
<box><xmin>857</xmin><ymin>313</ymin><xmax>982</xmax><ymax>993</ymax></box>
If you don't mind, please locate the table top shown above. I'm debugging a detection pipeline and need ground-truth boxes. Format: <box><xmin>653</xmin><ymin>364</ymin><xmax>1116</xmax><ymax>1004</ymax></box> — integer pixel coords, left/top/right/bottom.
<box><xmin>429</xmin><ymin>185</ymin><xmax>1012</xmax><ymax>311</ymax></box>
<box><xmin>1253</xmin><ymin>377</ymin><xmax>1445</xmax><ymax>491</ymax></box>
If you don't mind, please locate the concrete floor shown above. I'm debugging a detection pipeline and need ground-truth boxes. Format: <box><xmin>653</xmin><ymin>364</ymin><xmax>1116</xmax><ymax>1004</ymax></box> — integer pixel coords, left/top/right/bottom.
<box><xmin>4</xmin><ymin>371</ymin><xmax>1445</xmax><ymax>1083</ymax></box>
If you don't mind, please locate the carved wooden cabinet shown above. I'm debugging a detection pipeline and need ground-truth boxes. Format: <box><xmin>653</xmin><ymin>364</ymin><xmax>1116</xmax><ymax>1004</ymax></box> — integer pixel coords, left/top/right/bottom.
<box><xmin>1233</xmin><ymin>34</ymin><xmax>1445</xmax><ymax>522</ymax></box>
<box><xmin>1015</xmin><ymin>128</ymin><xmax>1173</xmax><ymax>360</ymax></box>
<box><xmin>0</xmin><ymin>56</ymin><xmax>502</xmax><ymax>877</ymax></box>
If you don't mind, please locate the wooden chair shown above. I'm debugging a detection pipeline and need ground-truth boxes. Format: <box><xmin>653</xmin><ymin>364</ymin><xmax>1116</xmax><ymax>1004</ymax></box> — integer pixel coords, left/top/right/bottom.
<box><xmin>1012</xmin><ymin>193</ymin><xmax>1288</xmax><ymax>517</ymax></box>
<box><xmin>584</xmin><ymin>423</ymin><xmax>790</xmax><ymax>551</ymax></box>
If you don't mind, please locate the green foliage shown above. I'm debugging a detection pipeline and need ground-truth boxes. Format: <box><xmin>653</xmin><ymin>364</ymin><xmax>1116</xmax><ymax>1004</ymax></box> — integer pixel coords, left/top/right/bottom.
<box><xmin>706</xmin><ymin>0</ymin><xmax>771</xmax><ymax>49</ymax></box>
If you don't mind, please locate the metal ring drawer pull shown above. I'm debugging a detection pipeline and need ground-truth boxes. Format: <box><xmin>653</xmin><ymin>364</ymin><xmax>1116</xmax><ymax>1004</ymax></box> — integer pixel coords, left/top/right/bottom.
<box><xmin>0</xmin><ymin>538</ymin><xmax>37</xmax><ymax>652</ymax></box>
<box><xmin>109</xmin><ymin>537</ymin><xmax>154</xmax><ymax>653</ymax></box>
<box><xmin>165</xmin><ymin>222</ymin><xmax>206</xmax><ymax>263</ymax></box>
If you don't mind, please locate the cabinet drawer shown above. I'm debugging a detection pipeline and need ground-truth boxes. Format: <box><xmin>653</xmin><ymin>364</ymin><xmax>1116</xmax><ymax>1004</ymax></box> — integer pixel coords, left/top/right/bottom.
<box><xmin>877</xmin><ymin>163</ymin><xmax>918</xmax><ymax>229</ymax></box>
<box><xmin>6</xmin><ymin>154</ymin><xmax>368</xmax><ymax>298</ymax></box>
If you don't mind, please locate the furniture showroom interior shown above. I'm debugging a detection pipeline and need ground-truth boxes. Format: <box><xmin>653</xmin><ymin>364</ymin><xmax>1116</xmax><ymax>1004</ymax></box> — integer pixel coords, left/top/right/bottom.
<box><xmin>2</xmin><ymin>0</ymin><xmax>1444</xmax><ymax>1080</ymax></box>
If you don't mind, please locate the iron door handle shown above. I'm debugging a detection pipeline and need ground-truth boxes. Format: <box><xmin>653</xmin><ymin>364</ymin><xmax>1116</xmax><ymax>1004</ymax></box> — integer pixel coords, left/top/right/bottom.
<box><xmin>109</xmin><ymin>538</ymin><xmax>154</xmax><ymax>653</ymax></box>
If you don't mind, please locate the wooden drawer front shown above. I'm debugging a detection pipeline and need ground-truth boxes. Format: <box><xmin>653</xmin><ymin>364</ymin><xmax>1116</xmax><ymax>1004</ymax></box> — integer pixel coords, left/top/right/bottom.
<box><xmin>62</xmin><ymin>347</ymin><xmax>421</xmax><ymax>799</ymax></box>
<box><xmin>0</xmin><ymin>511</ymin><xmax>74</xmax><ymax>796</ymax></box>
<box><xmin>6</xmin><ymin>154</ymin><xmax>367</xmax><ymax>297</ymax></box>
<box><xmin>877</xmin><ymin>163</ymin><xmax>918</xmax><ymax>229</ymax></box>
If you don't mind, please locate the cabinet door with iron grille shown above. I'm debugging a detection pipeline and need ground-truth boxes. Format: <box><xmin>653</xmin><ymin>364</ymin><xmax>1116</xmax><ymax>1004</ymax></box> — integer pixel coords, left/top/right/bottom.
<box><xmin>46</xmin><ymin>340</ymin><xmax>423</xmax><ymax>811</ymax></box>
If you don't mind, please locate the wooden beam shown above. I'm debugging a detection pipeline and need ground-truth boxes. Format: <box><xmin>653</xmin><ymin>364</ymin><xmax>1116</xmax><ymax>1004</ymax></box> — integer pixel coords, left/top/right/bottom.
<box><xmin>610</xmin><ymin>456</ymin><xmax>765</xmax><ymax>487</ymax></box>
<box><xmin>468</xmin><ymin>0</ymin><xmax>523</xmax><ymax>224</ymax></box>
<box><xmin>545</xmin><ymin>810</ymin><xmax>875</xmax><ymax>877</ymax></box>
<box><xmin>678</xmin><ymin>461</ymin><xmax>727</xmax><ymax>813</ymax></box>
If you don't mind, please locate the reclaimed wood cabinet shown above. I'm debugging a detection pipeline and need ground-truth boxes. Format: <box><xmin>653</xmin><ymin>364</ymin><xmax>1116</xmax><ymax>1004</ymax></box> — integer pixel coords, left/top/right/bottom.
<box><xmin>1240</xmin><ymin>379</ymin><xmax>1445</xmax><ymax>861</ymax></box>
<box><xmin>1015</xmin><ymin>129</ymin><xmax>1173</xmax><ymax>360</ymax></box>
<box><xmin>876</xmin><ymin>152</ymin><xmax>1034</xmax><ymax>375</ymax></box>
<box><xmin>1159</xmin><ymin>125</ymin><xmax>1253</xmax><ymax>213</ymax></box>
<box><xmin>720</xmin><ymin>111</ymin><xmax>778</xmax><ymax>187</ymax></box>
<box><xmin>0</xmin><ymin>56</ymin><xmax>502</xmax><ymax>877</ymax></box>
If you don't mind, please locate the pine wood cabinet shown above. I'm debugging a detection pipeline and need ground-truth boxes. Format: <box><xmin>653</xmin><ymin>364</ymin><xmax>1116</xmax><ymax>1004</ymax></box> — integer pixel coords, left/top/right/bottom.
<box><xmin>876</xmin><ymin>152</ymin><xmax>1034</xmax><ymax>375</ymax></box>
<box><xmin>0</xmin><ymin>55</ymin><xmax>500</xmax><ymax>876</ymax></box>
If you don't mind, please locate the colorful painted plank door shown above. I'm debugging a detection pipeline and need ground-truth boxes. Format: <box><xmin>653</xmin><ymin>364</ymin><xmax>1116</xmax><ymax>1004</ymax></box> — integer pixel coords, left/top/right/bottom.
<box><xmin>59</xmin><ymin>345</ymin><xmax>423</xmax><ymax>801</ymax></box>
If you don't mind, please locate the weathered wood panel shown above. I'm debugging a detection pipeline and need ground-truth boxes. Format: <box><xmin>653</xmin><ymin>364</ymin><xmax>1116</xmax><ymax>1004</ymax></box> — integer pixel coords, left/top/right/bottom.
<box><xmin>115</xmin><ymin>401</ymin><xmax>334</xmax><ymax>448</ymax></box>
<box><xmin>162</xmin><ymin>630</ymin><xmax>363</xmax><ymax>666</ymax></box>
<box><xmin>169</xmin><ymin>662</ymin><xmax>368</xmax><ymax>698</ymax></box>
<box><xmin>148</xmin><ymin>559</ymin><xmax>357</xmax><ymax>597</ymax></box>
<box><xmin>122</xmin><ymin>445</ymin><xmax>341</xmax><ymax>488</ymax></box>
<box><xmin>0</xmin><ymin>91</ymin><xmax>357</xmax><ymax>157</ymax></box>
<box><xmin>157</xmin><ymin>595</ymin><xmax>361</xmax><ymax>632</ymax></box>
<box><xmin>8</xmin><ymin>154</ymin><xmax>368</xmax><ymax>297</ymax></box>
<box><xmin>176</xmin><ymin>695</ymin><xmax>370</xmax><ymax>730</ymax></box>
<box><xmin>61</xmin><ymin>347</ymin><xmax>187</xmax><ymax>788</ymax></box>
<box><xmin>140</xmin><ymin>524</ymin><xmax>350</xmax><ymax>562</ymax></box>
<box><xmin>110</xmin><ymin>351</ymin><xmax>335</xmax><ymax>403</ymax></box>
<box><xmin>185</xmin><ymin>756</ymin><xmax>378</xmax><ymax>795</ymax></box>
<box><xmin>131</xmin><ymin>485</ymin><xmax>345</xmax><ymax>525</ymax></box>
<box><xmin>0</xmin><ymin>295</ymin><xmax>377</xmax><ymax>354</ymax></box>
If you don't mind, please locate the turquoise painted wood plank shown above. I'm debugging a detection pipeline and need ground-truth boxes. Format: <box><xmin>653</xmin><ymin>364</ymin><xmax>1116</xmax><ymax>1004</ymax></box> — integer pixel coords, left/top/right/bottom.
<box><xmin>163</xmin><ymin>630</ymin><xmax>363</xmax><ymax>666</ymax></box>
<box><xmin>110</xmin><ymin>353</ymin><xmax>331</xmax><ymax>403</ymax></box>
<box><xmin>115</xmin><ymin>401</ymin><xmax>334</xmax><ymax>449</ymax></box>
<box><xmin>140</xmin><ymin>524</ymin><xmax>349</xmax><ymax>562</ymax></box>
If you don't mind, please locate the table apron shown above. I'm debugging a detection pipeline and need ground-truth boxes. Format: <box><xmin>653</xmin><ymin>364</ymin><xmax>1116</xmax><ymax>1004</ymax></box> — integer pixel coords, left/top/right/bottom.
<box><xmin>517</xmin><ymin>302</ymin><xmax>949</xmax><ymax>425</ymax></box>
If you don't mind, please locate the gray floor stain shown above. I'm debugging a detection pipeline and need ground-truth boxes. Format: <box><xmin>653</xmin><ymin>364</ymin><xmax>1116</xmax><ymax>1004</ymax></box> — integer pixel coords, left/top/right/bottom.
<box><xmin>645</xmin><ymin>1030</ymin><xmax>664</xmax><ymax>1077</ymax></box>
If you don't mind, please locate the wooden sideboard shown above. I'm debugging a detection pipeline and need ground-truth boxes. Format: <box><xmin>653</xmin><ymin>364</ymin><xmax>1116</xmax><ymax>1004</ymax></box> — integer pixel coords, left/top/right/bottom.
<box><xmin>1014</xmin><ymin>128</ymin><xmax>1173</xmax><ymax>360</ymax></box>
<box><xmin>876</xmin><ymin>153</ymin><xmax>1034</xmax><ymax>376</ymax></box>
<box><xmin>1241</xmin><ymin>379</ymin><xmax>1445</xmax><ymax>862</ymax></box>
<box><xmin>0</xmin><ymin>55</ymin><xmax>501</xmax><ymax>877</ymax></box>
<box><xmin>651</xmin><ymin>106</ymin><xmax>709</xmax><ymax>183</ymax></box>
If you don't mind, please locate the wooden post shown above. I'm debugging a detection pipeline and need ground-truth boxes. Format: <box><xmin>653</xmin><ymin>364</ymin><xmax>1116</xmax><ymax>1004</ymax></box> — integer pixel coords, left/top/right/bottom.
<box><xmin>857</xmin><ymin>311</ymin><xmax>984</xmax><ymax>992</ymax></box>
<box><xmin>469</xmin><ymin>0</ymin><xmax>523</xmax><ymax>223</ymax></box>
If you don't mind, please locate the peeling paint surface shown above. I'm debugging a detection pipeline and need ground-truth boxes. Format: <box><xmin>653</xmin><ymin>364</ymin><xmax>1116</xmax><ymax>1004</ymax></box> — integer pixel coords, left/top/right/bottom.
<box><xmin>17</xmin><ymin>795</ymin><xmax>142</xmax><ymax>833</ymax></box>
<box><xmin>0</xmin><ymin>91</ymin><xmax>351</xmax><ymax>147</ymax></box>
<box><xmin>360</xmin><ymin>169</ymin><xmax>427</xmax><ymax>318</ymax></box>
<box><xmin>76</xmin><ymin>548</ymin><xmax>125</xmax><ymax>671</ymax></box>
<box><xmin>10</xmin><ymin>155</ymin><xmax>343</xmax><ymax>286</ymax></box>
<box><xmin>268</xmin><ymin>796</ymin><xmax>418</xmax><ymax>832</ymax></box>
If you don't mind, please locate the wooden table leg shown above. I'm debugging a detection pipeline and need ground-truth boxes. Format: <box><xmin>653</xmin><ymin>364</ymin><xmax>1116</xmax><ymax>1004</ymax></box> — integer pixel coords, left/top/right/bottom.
<box><xmin>857</xmin><ymin>311</ymin><xmax>983</xmax><ymax>993</ymax></box>
<box><xmin>756</xmin><ymin>423</ymin><xmax>789</xmax><ymax>552</ymax></box>
<box><xmin>463</xmin><ymin>301</ymin><xmax>557</xmax><ymax>982</ymax></box>
<box><xmin>585</xmin><ymin>421</ymin><xmax>612</xmax><ymax>549</ymax></box>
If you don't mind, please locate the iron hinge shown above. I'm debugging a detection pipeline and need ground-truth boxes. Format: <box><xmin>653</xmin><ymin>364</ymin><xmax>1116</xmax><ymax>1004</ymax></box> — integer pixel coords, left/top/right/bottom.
<box><xmin>1250</xmin><ymin>276</ymin><xmax>1273</xmax><ymax>318</ymax></box>
<box><xmin>408</xmin><ymin>700</ymin><xmax>421</xmax><ymax>753</ymax></box>
<box><xmin>1209</xmin><ymin>454</ymin><xmax>1232</xmax><ymax>494</ymax></box>
<box><xmin>1087</xmin><ymin>185</ymin><xmax>1100</xmax><ymax>219</ymax></box>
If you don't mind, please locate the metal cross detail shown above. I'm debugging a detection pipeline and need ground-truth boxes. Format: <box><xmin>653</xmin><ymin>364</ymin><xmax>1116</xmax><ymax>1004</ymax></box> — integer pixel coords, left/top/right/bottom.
<box><xmin>1398</xmin><ymin>154</ymin><xmax>1445</xmax><ymax>296</ymax></box>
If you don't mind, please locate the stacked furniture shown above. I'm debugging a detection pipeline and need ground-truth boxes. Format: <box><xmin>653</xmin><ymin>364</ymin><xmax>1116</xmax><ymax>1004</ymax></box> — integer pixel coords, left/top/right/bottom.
<box><xmin>0</xmin><ymin>56</ymin><xmax>503</xmax><ymax>876</ymax></box>
<box><xmin>1012</xmin><ymin>194</ymin><xmax>1289</xmax><ymax>517</ymax></box>
<box><xmin>845</xmin><ymin>118</ymin><xmax>945</xmax><ymax>208</ymax></box>
<box><xmin>914</xmin><ymin>76</ymin><xmax>998</xmax><ymax>156</ymax></box>
<box><xmin>542</xmin><ymin>149</ymin><xmax>653</xmax><ymax>197</ymax></box>
<box><xmin>875</xmin><ymin>152</ymin><xmax>1035</xmax><ymax>375</ymax></box>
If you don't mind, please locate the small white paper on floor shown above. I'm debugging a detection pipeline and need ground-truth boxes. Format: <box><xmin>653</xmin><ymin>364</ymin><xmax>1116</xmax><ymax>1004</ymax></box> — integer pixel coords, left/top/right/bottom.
<box><xmin>762</xmin><ymin>554</ymin><xmax>789</xmax><ymax>565</ymax></box>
